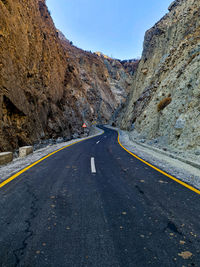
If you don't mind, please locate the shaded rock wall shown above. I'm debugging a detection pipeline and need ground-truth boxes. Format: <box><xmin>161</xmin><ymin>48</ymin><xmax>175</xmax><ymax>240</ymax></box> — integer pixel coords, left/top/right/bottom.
<box><xmin>119</xmin><ymin>0</ymin><xmax>200</xmax><ymax>151</ymax></box>
<box><xmin>0</xmin><ymin>0</ymin><xmax>133</xmax><ymax>151</ymax></box>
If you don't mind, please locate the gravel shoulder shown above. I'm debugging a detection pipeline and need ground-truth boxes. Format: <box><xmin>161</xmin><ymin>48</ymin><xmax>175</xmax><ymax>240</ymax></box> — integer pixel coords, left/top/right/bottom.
<box><xmin>106</xmin><ymin>125</ymin><xmax>200</xmax><ymax>190</ymax></box>
<box><xmin>1</xmin><ymin>125</ymin><xmax>200</xmax><ymax>191</ymax></box>
<box><xmin>0</xmin><ymin>127</ymin><xmax>103</xmax><ymax>183</ymax></box>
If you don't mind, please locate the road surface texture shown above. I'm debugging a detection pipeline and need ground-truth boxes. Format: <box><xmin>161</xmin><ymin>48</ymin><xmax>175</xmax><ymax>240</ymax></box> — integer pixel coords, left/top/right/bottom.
<box><xmin>0</xmin><ymin>126</ymin><xmax>200</xmax><ymax>267</ymax></box>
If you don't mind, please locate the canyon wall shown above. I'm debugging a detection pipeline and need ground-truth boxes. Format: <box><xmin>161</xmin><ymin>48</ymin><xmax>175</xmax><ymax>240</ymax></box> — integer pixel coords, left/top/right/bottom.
<box><xmin>119</xmin><ymin>0</ymin><xmax>200</xmax><ymax>152</ymax></box>
<box><xmin>0</xmin><ymin>0</ymin><xmax>133</xmax><ymax>151</ymax></box>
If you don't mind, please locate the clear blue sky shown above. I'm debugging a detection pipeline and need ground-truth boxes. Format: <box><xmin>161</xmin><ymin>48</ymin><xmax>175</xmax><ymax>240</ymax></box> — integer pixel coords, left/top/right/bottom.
<box><xmin>46</xmin><ymin>0</ymin><xmax>172</xmax><ymax>60</ymax></box>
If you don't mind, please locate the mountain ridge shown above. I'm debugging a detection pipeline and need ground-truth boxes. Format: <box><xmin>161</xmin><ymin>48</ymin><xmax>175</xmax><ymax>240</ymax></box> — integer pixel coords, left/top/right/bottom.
<box><xmin>118</xmin><ymin>0</ymin><xmax>200</xmax><ymax>152</ymax></box>
<box><xmin>0</xmin><ymin>0</ymin><xmax>135</xmax><ymax>152</ymax></box>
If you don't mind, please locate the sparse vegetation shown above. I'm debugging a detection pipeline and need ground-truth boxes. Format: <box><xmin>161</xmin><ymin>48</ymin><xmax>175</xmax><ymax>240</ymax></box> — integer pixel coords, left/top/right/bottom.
<box><xmin>157</xmin><ymin>97</ymin><xmax>172</xmax><ymax>112</ymax></box>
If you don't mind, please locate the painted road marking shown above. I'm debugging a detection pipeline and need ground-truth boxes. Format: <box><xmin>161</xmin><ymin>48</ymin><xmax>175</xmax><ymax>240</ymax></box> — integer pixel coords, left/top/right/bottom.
<box><xmin>96</xmin><ymin>141</ymin><xmax>100</xmax><ymax>144</ymax></box>
<box><xmin>0</xmin><ymin>130</ymin><xmax>104</xmax><ymax>189</ymax></box>
<box><xmin>91</xmin><ymin>157</ymin><xmax>96</xmax><ymax>173</ymax></box>
<box><xmin>117</xmin><ymin>131</ymin><xmax>200</xmax><ymax>195</ymax></box>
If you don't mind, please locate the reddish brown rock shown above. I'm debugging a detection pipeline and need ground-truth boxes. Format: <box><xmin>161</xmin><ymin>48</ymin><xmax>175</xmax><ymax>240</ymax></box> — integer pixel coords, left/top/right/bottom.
<box><xmin>0</xmin><ymin>0</ymin><xmax>133</xmax><ymax>151</ymax></box>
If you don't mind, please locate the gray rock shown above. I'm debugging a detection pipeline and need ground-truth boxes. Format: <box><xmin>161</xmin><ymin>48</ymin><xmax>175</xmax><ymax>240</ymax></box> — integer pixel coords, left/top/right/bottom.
<box><xmin>195</xmin><ymin>150</ymin><xmax>200</xmax><ymax>156</ymax></box>
<box><xmin>56</xmin><ymin>137</ymin><xmax>64</xmax><ymax>144</ymax></box>
<box><xmin>168</xmin><ymin>0</ymin><xmax>182</xmax><ymax>11</ymax></box>
<box><xmin>189</xmin><ymin>45</ymin><xmax>200</xmax><ymax>57</ymax></box>
<box><xmin>174</xmin><ymin>118</ymin><xmax>185</xmax><ymax>129</ymax></box>
<box><xmin>131</xmin><ymin>123</ymin><xmax>135</xmax><ymax>130</ymax></box>
<box><xmin>160</xmin><ymin>53</ymin><xmax>170</xmax><ymax>64</ymax></box>
<box><xmin>119</xmin><ymin>0</ymin><xmax>200</xmax><ymax>152</ymax></box>
<box><xmin>72</xmin><ymin>133</ymin><xmax>79</xmax><ymax>139</ymax></box>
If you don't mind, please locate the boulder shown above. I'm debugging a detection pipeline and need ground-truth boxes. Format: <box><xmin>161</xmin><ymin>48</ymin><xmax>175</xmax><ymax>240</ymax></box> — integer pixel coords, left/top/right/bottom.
<box><xmin>19</xmin><ymin>146</ymin><xmax>33</xmax><ymax>158</ymax></box>
<box><xmin>0</xmin><ymin>152</ymin><xmax>13</xmax><ymax>165</ymax></box>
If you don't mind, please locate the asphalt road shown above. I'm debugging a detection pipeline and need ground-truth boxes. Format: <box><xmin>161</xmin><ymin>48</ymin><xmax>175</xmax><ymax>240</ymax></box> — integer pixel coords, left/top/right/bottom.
<box><xmin>0</xmin><ymin>126</ymin><xmax>200</xmax><ymax>267</ymax></box>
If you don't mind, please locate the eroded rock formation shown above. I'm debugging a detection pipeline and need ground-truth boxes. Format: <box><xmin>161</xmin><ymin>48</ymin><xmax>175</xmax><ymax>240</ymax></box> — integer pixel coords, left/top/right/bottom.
<box><xmin>0</xmin><ymin>0</ymin><xmax>133</xmax><ymax>151</ymax></box>
<box><xmin>119</xmin><ymin>0</ymin><xmax>200</xmax><ymax>151</ymax></box>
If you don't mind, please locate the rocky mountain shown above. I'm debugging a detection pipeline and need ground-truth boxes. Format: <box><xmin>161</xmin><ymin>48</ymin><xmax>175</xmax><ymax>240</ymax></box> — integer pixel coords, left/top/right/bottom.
<box><xmin>120</xmin><ymin>59</ymin><xmax>140</xmax><ymax>76</ymax></box>
<box><xmin>119</xmin><ymin>0</ymin><xmax>200</xmax><ymax>152</ymax></box>
<box><xmin>0</xmin><ymin>0</ymin><xmax>134</xmax><ymax>152</ymax></box>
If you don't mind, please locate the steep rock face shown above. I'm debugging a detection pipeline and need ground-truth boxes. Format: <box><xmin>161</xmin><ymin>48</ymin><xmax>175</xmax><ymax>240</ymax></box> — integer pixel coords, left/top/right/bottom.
<box><xmin>120</xmin><ymin>59</ymin><xmax>140</xmax><ymax>76</ymax></box>
<box><xmin>94</xmin><ymin>53</ymin><xmax>134</xmax><ymax>106</ymax></box>
<box><xmin>120</xmin><ymin>0</ymin><xmax>200</xmax><ymax>151</ymax></box>
<box><xmin>0</xmin><ymin>0</ymin><xmax>132</xmax><ymax>151</ymax></box>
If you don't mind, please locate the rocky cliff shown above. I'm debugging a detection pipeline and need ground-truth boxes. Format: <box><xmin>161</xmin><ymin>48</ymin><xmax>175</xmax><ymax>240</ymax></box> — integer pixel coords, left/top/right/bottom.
<box><xmin>119</xmin><ymin>0</ymin><xmax>200</xmax><ymax>152</ymax></box>
<box><xmin>0</xmin><ymin>0</ymin><xmax>133</xmax><ymax>152</ymax></box>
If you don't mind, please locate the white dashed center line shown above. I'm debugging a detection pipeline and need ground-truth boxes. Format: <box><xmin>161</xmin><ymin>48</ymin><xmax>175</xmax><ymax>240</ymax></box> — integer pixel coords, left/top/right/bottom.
<box><xmin>91</xmin><ymin>157</ymin><xmax>96</xmax><ymax>173</ymax></box>
<box><xmin>96</xmin><ymin>141</ymin><xmax>100</xmax><ymax>144</ymax></box>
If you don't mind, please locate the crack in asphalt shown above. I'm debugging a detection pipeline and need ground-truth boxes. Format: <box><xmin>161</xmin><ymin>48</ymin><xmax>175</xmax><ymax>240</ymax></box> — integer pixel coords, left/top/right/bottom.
<box><xmin>13</xmin><ymin>183</ymin><xmax>38</xmax><ymax>267</ymax></box>
<box><xmin>135</xmin><ymin>185</ymin><xmax>145</xmax><ymax>195</ymax></box>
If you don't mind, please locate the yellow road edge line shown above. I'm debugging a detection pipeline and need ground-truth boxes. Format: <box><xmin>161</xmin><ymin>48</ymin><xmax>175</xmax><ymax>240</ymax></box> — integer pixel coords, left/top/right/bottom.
<box><xmin>117</xmin><ymin>131</ymin><xmax>200</xmax><ymax>195</ymax></box>
<box><xmin>0</xmin><ymin>131</ymin><xmax>104</xmax><ymax>189</ymax></box>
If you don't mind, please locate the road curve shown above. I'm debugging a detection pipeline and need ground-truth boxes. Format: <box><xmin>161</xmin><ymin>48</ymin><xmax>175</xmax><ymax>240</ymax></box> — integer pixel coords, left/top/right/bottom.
<box><xmin>0</xmin><ymin>126</ymin><xmax>200</xmax><ymax>267</ymax></box>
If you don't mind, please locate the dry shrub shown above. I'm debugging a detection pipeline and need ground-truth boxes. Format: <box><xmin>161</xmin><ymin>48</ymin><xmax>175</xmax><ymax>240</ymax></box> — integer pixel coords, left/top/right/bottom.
<box><xmin>157</xmin><ymin>97</ymin><xmax>172</xmax><ymax>112</ymax></box>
